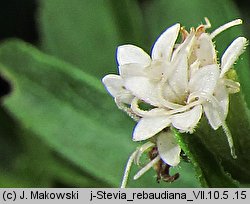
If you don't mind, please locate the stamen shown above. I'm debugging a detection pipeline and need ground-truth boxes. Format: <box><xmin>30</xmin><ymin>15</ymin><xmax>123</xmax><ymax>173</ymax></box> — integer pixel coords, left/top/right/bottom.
<box><xmin>134</xmin><ymin>142</ymin><xmax>155</xmax><ymax>166</ymax></box>
<box><xmin>204</xmin><ymin>17</ymin><xmax>211</xmax><ymax>29</ymax></box>
<box><xmin>120</xmin><ymin>150</ymin><xmax>138</xmax><ymax>188</ymax></box>
<box><xmin>115</xmin><ymin>98</ymin><xmax>140</xmax><ymax>121</ymax></box>
<box><xmin>131</xmin><ymin>97</ymin><xmax>169</xmax><ymax>117</ymax></box>
<box><xmin>131</xmin><ymin>98</ymin><xmax>151</xmax><ymax>117</ymax></box>
<box><xmin>133</xmin><ymin>155</ymin><xmax>161</xmax><ymax>180</ymax></box>
<box><xmin>210</xmin><ymin>19</ymin><xmax>242</xmax><ymax>39</ymax></box>
<box><xmin>211</xmin><ymin>97</ymin><xmax>237</xmax><ymax>158</ymax></box>
<box><xmin>221</xmin><ymin>121</ymin><xmax>237</xmax><ymax>159</ymax></box>
<box><xmin>120</xmin><ymin>142</ymin><xmax>156</xmax><ymax>188</ymax></box>
<box><xmin>166</xmin><ymin>99</ymin><xmax>203</xmax><ymax>115</ymax></box>
<box><xmin>131</xmin><ymin>97</ymin><xmax>203</xmax><ymax>117</ymax></box>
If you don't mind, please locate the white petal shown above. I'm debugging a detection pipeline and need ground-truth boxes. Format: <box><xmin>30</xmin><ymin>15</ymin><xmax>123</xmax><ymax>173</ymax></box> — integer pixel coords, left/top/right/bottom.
<box><xmin>203</xmin><ymin>102</ymin><xmax>221</xmax><ymax>130</ymax></box>
<box><xmin>133</xmin><ymin>116</ymin><xmax>171</xmax><ymax>141</ymax></box>
<box><xmin>116</xmin><ymin>91</ymin><xmax>134</xmax><ymax>104</ymax></box>
<box><xmin>162</xmin><ymin>83</ymin><xmax>180</xmax><ymax>102</ymax></box>
<box><xmin>119</xmin><ymin>63</ymin><xmax>145</xmax><ymax>78</ymax></box>
<box><xmin>171</xmin><ymin>32</ymin><xmax>195</xmax><ymax>61</ymax></box>
<box><xmin>203</xmin><ymin>84</ymin><xmax>229</xmax><ymax>130</ymax></box>
<box><xmin>102</xmin><ymin>74</ymin><xmax>133</xmax><ymax>104</ymax></box>
<box><xmin>152</xmin><ymin>23</ymin><xmax>180</xmax><ymax>61</ymax></box>
<box><xmin>145</xmin><ymin>61</ymin><xmax>169</xmax><ymax>81</ymax></box>
<box><xmin>189</xmin><ymin>60</ymin><xmax>200</xmax><ymax>80</ymax></box>
<box><xmin>214</xmin><ymin>83</ymin><xmax>229</xmax><ymax>118</ymax></box>
<box><xmin>168</xmin><ymin>52</ymin><xmax>188</xmax><ymax>97</ymax></box>
<box><xmin>124</xmin><ymin>76</ymin><xmax>161</xmax><ymax>106</ymax></box>
<box><xmin>117</xmin><ymin>45</ymin><xmax>151</xmax><ymax>66</ymax></box>
<box><xmin>189</xmin><ymin>64</ymin><xmax>220</xmax><ymax>95</ymax></box>
<box><xmin>220</xmin><ymin>37</ymin><xmax>247</xmax><ymax>77</ymax></box>
<box><xmin>157</xmin><ymin>131</ymin><xmax>181</xmax><ymax>166</ymax></box>
<box><xmin>171</xmin><ymin>105</ymin><xmax>202</xmax><ymax>133</ymax></box>
<box><xmin>195</xmin><ymin>33</ymin><xmax>217</xmax><ymax>66</ymax></box>
<box><xmin>102</xmin><ymin>74</ymin><xmax>124</xmax><ymax>97</ymax></box>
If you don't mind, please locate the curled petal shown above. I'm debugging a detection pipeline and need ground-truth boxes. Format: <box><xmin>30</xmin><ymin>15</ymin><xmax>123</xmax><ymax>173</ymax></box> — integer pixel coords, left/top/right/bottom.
<box><xmin>125</xmin><ymin>76</ymin><xmax>161</xmax><ymax>106</ymax></box>
<box><xmin>133</xmin><ymin>116</ymin><xmax>171</xmax><ymax>141</ymax></box>
<box><xmin>171</xmin><ymin>105</ymin><xmax>202</xmax><ymax>133</ymax></box>
<box><xmin>157</xmin><ymin>131</ymin><xmax>181</xmax><ymax>166</ymax></box>
<box><xmin>220</xmin><ymin>37</ymin><xmax>247</xmax><ymax>77</ymax></box>
<box><xmin>117</xmin><ymin>45</ymin><xmax>151</xmax><ymax>66</ymax></box>
<box><xmin>189</xmin><ymin>64</ymin><xmax>220</xmax><ymax>95</ymax></box>
<box><xmin>152</xmin><ymin>23</ymin><xmax>180</xmax><ymax>61</ymax></box>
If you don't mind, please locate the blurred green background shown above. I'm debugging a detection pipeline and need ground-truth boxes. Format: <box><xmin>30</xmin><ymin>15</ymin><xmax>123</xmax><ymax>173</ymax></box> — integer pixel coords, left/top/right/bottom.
<box><xmin>0</xmin><ymin>0</ymin><xmax>250</xmax><ymax>187</ymax></box>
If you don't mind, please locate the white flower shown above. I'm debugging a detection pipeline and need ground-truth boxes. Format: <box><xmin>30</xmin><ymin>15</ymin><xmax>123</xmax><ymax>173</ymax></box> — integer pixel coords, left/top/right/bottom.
<box><xmin>102</xmin><ymin>23</ymin><xmax>181</xmax><ymax>106</ymax></box>
<box><xmin>102</xmin><ymin>18</ymin><xmax>247</xmax><ymax>188</ymax></box>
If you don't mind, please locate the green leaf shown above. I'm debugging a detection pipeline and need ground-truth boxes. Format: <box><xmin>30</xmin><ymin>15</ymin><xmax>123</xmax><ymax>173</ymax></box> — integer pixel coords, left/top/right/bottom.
<box><xmin>0</xmin><ymin>107</ymin><xmax>22</xmax><ymax>169</ymax></box>
<box><xmin>174</xmin><ymin>130</ymin><xmax>238</xmax><ymax>187</ymax></box>
<box><xmin>107</xmin><ymin>0</ymin><xmax>145</xmax><ymax>45</ymax></box>
<box><xmin>0</xmin><ymin>106</ymin><xmax>105</xmax><ymax>187</ymax></box>
<box><xmin>38</xmin><ymin>0</ymin><xmax>144</xmax><ymax>78</ymax></box>
<box><xmin>0</xmin><ymin>40</ymin><xmax>198</xmax><ymax>187</ymax></box>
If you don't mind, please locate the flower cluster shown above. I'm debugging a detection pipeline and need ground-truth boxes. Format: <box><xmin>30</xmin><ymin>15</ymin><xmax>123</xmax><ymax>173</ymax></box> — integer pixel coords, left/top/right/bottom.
<box><xmin>102</xmin><ymin>18</ymin><xmax>247</xmax><ymax>187</ymax></box>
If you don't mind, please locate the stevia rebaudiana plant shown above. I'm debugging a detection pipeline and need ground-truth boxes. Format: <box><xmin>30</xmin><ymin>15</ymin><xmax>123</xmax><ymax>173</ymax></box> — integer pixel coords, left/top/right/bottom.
<box><xmin>1</xmin><ymin>0</ymin><xmax>250</xmax><ymax>188</ymax></box>
<box><xmin>103</xmin><ymin>18</ymin><xmax>248</xmax><ymax>188</ymax></box>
